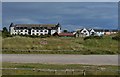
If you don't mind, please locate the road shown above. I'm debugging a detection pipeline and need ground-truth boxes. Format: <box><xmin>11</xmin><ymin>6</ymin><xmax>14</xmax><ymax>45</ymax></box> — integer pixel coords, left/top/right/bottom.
<box><xmin>2</xmin><ymin>54</ymin><xmax>119</xmax><ymax>65</ymax></box>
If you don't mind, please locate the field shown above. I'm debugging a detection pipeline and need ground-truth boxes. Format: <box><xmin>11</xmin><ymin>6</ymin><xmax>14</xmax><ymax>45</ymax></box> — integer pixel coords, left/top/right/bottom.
<box><xmin>2</xmin><ymin>62</ymin><xmax>119</xmax><ymax>75</ymax></box>
<box><xmin>2</xmin><ymin>35</ymin><xmax>119</xmax><ymax>54</ymax></box>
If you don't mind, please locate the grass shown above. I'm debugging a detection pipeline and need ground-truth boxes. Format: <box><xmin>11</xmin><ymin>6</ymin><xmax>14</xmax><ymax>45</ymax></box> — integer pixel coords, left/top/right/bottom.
<box><xmin>2</xmin><ymin>63</ymin><xmax>119</xmax><ymax>75</ymax></box>
<box><xmin>2</xmin><ymin>35</ymin><xmax>119</xmax><ymax>54</ymax></box>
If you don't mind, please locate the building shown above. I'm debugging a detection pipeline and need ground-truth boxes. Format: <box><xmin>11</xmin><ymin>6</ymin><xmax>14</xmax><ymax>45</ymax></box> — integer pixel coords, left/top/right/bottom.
<box><xmin>75</xmin><ymin>28</ymin><xmax>118</xmax><ymax>37</ymax></box>
<box><xmin>9</xmin><ymin>23</ymin><xmax>61</xmax><ymax>36</ymax></box>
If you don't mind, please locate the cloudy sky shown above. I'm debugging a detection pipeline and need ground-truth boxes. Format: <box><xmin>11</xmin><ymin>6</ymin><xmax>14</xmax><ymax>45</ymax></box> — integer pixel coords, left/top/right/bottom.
<box><xmin>2</xmin><ymin>2</ymin><xmax>118</xmax><ymax>31</ymax></box>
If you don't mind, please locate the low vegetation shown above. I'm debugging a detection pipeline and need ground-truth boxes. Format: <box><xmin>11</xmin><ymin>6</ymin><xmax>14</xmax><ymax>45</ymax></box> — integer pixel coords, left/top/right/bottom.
<box><xmin>2</xmin><ymin>34</ymin><xmax>119</xmax><ymax>54</ymax></box>
<box><xmin>2</xmin><ymin>63</ymin><xmax>119</xmax><ymax>75</ymax></box>
<box><xmin>1</xmin><ymin>27</ymin><xmax>119</xmax><ymax>54</ymax></box>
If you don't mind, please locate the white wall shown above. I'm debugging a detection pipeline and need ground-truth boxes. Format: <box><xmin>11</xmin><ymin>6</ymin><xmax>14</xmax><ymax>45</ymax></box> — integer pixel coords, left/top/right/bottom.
<box><xmin>10</xmin><ymin>26</ymin><xmax>61</xmax><ymax>36</ymax></box>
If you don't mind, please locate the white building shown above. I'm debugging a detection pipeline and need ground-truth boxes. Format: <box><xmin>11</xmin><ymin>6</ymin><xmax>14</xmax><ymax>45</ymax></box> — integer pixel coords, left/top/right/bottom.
<box><xmin>9</xmin><ymin>23</ymin><xmax>61</xmax><ymax>36</ymax></box>
<box><xmin>75</xmin><ymin>28</ymin><xmax>105</xmax><ymax>37</ymax></box>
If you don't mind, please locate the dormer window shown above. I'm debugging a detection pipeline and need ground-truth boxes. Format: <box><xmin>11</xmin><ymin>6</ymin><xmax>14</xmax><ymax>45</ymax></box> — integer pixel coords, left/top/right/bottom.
<box><xmin>44</xmin><ymin>27</ymin><xmax>47</xmax><ymax>29</ymax></box>
<box><xmin>36</xmin><ymin>27</ymin><xmax>39</xmax><ymax>29</ymax></box>
<box><xmin>32</xmin><ymin>27</ymin><xmax>35</xmax><ymax>29</ymax></box>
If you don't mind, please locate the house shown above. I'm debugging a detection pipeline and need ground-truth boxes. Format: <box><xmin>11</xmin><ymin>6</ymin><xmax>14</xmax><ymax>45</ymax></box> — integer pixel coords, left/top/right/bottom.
<box><xmin>75</xmin><ymin>28</ymin><xmax>90</xmax><ymax>37</ymax></box>
<box><xmin>89</xmin><ymin>29</ymin><xmax>96</xmax><ymax>36</ymax></box>
<box><xmin>9</xmin><ymin>23</ymin><xmax>61</xmax><ymax>36</ymax></box>
<box><xmin>75</xmin><ymin>28</ymin><xmax>118</xmax><ymax>37</ymax></box>
<box><xmin>104</xmin><ymin>29</ymin><xmax>118</xmax><ymax>35</ymax></box>
<box><xmin>94</xmin><ymin>29</ymin><xmax>105</xmax><ymax>36</ymax></box>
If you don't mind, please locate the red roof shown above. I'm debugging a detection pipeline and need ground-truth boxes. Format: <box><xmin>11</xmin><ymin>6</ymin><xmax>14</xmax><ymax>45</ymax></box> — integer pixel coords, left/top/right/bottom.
<box><xmin>59</xmin><ymin>33</ymin><xmax>74</xmax><ymax>36</ymax></box>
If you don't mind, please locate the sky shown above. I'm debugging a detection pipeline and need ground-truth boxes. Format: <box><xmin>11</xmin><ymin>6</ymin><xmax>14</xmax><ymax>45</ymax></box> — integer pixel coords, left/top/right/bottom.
<box><xmin>2</xmin><ymin>0</ymin><xmax>120</xmax><ymax>2</ymax></box>
<box><xmin>0</xmin><ymin>1</ymin><xmax>1</xmax><ymax>30</ymax></box>
<box><xmin>2</xmin><ymin>2</ymin><xmax>118</xmax><ymax>31</ymax></box>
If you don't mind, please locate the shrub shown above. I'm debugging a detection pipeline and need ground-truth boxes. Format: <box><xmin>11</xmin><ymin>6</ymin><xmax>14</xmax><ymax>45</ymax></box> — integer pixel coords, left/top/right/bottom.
<box><xmin>84</xmin><ymin>36</ymin><xmax>103</xmax><ymax>40</ymax></box>
<box><xmin>112</xmin><ymin>36</ymin><xmax>120</xmax><ymax>41</ymax></box>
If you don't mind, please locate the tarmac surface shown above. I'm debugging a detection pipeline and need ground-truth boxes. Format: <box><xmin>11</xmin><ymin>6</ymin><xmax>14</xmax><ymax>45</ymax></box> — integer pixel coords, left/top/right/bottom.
<box><xmin>2</xmin><ymin>54</ymin><xmax>119</xmax><ymax>65</ymax></box>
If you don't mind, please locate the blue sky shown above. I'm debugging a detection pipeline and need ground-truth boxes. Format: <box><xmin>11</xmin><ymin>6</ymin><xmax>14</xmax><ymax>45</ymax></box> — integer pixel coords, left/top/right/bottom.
<box><xmin>2</xmin><ymin>2</ymin><xmax>118</xmax><ymax>31</ymax></box>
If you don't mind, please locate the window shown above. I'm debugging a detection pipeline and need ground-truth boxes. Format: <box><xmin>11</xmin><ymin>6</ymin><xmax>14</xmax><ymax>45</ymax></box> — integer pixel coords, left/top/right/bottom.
<box><xmin>32</xmin><ymin>30</ymin><xmax>34</xmax><ymax>32</ymax></box>
<box><xmin>32</xmin><ymin>27</ymin><xmax>35</xmax><ymax>29</ymax></box>
<box><xmin>20</xmin><ymin>27</ymin><xmax>23</xmax><ymax>29</ymax></box>
<box><xmin>45</xmin><ymin>30</ymin><xmax>47</xmax><ymax>32</ymax></box>
<box><xmin>83</xmin><ymin>30</ymin><xmax>86</xmax><ymax>32</ymax></box>
<box><xmin>36</xmin><ymin>27</ymin><xmax>39</xmax><ymax>29</ymax></box>
<box><xmin>36</xmin><ymin>33</ymin><xmax>39</xmax><ymax>35</ymax></box>
<box><xmin>25</xmin><ymin>30</ymin><xmax>27</xmax><ymax>32</ymax></box>
<box><xmin>24</xmin><ymin>27</ymin><xmax>27</xmax><ymax>29</ymax></box>
<box><xmin>40</xmin><ymin>27</ymin><xmax>43</xmax><ymax>29</ymax></box>
<box><xmin>40</xmin><ymin>30</ymin><xmax>43</xmax><ymax>32</ymax></box>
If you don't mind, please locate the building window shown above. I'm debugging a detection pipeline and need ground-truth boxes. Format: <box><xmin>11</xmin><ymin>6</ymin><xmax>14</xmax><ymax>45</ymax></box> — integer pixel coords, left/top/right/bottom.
<box><xmin>36</xmin><ymin>33</ymin><xmax>39</xmax><ymax>35</ymax></box>
<box><xmin>24</xmin><ymin>27</ymin><xmax>27</xmax><ymax>29</ymax></box>
<box><xmin>32</xmin><ymin>27</ymin><xmax>35</xmax><ymax>29</ymax></box>
<box><xmin>40</xmin><ymin>30</ymin><xmax>43</xmax><ymax>32</ymax></box>
<box><xmin>45</xmin><ymin>30</ymin><xmax>47</xmax><ymax>32</ymax></box>
<box><xmin>40</xmin><ymin>27</ymin><xmax>43</xmax><ymax>29</ymax></box>
<box><xmin>25</xmin><ymin>30</ymin><xmax>27</xmax><ymax>32</ymax></box>
<box><xmin>32</xmin><ymin>30</ymin><xmax>34</xmax><ymax>32</ymax></box>
<box><xmin>36</xmin><ymin>27</ymin><xmax>39</xmax><ymax>29</ymax></box>
<box><xmin>20</xmin><ymin>27</ymin><xmax>23</xmax><ymax>29</ymax></box>
<box><xmin>83</xmin><ymin>30</ymin><xmax>86</xmax><ymax>32</ymax></box>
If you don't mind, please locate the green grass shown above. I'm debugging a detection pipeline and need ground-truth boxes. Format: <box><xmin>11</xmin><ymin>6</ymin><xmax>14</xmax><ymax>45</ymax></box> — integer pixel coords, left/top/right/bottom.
<box><xmin>2</xmin><ymin>35</ymin><xmax>119</xmax><ymax>54</ymax></box>
<box><xmin>2</xmin><ymin>63</ymin><xmax>119</xmax><ymax>75</ymax></box>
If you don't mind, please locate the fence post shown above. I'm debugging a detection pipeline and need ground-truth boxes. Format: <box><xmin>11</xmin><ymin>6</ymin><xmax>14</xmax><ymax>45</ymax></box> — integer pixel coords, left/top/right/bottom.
<box><xmin>54</xmin><ymin>70</ymin><xmax>57</xmax><ymax>74</ymax></box>
<box><xmin>65</xmin><ymin>69</ymin><xmax>68</xmax><ymax>74</ymax></box>
<box><xmin>72</xmin><ymin>69</ymin><xmax>74</xmax><ymax>75</ymax></box>
<box><xmin>83</xmin><ymin>70</ymin><xmax>86</xmax><ymax>76</ymax></box>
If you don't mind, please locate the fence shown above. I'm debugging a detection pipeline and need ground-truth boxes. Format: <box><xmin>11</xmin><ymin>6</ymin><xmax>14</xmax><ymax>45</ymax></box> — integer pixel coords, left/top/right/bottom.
<box><xmin>1</xmin><ymin>68</ymin><xmax>120</xmax><ymax>75</ymax></box>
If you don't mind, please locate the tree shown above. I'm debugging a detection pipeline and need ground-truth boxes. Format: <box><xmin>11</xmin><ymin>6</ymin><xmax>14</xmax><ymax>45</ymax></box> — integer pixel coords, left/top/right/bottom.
<box><xmin>2</xmin><ymin>27</ymin><xmax>11</xmax><ymax>38</ymax></box>
<box><xmin>2</xmin><ymin>27</ymin><xmax>8</xmax><ymax>33</ymax></box>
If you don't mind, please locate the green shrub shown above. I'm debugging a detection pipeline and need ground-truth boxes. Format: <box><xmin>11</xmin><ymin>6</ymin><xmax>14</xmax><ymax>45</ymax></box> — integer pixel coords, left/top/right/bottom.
<box><xmin>112</xmin><ymin>36</ymin><xmax>120</xmax><ymax>41</ymax></box>
<box><xmin>84</xmin><ymin>36</ymin><xmax>103</xmax><ymax>40</ymax></box>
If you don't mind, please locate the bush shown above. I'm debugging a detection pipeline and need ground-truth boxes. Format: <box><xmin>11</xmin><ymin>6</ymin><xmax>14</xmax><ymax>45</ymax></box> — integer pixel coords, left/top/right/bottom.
<box><xmin>84</xmin><ymin>36</ymin><xmax>103</xmax><ymax>40</ymax></box>
<box><xmin>112</xmin><ymin>36</ymin><xmax>120</xmax><ymax>41</ymax></box>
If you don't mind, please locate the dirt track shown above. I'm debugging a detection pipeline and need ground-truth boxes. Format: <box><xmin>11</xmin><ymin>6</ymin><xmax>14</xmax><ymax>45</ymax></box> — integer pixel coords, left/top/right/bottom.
<box><xmin>2</xmin><ymin>54</ymin><xmax>119</xmax><ymax>65</ymax></box>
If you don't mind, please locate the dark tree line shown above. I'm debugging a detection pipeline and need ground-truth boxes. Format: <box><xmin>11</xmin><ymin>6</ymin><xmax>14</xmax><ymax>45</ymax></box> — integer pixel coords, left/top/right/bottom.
<box><xmin>2</xmin><ymin>27</ymin><xmax>12</xmax><ymax>38</ymax></box>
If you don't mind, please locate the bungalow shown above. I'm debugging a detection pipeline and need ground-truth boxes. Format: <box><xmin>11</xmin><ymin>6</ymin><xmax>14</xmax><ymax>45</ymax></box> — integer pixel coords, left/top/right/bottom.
<box><xmin>75</xmin><ymin>28</ymin><xmax>118</xmax><ymax>37</ymax></box>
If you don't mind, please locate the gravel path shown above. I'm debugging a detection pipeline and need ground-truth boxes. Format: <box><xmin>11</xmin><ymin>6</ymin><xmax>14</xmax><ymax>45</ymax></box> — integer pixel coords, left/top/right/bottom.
<box><xmin>2</xmin><ymin>54</ymin><xmax>119</xmax><ymax>65</ymax></box>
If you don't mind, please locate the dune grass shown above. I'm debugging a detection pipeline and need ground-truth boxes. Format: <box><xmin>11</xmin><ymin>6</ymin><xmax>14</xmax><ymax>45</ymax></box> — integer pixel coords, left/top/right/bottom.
<box><xmin>2</xmin><ymin>62</ymin><xmax>119</xmax><ymax>75</ymax></box>
<box><xmin>2</xmin><ymin>35</ymin><xmax>119</xmax><ymax>54</ymax></box>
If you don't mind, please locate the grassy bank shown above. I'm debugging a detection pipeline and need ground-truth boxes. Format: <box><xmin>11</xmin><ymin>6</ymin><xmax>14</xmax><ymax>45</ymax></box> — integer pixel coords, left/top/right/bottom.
<box><xmin>2</xmin><ymin>35</ymin><xmax>119</xmax><ymax>54</ymax></box>
<box><xmin>2</xmin><ymin>63</ymin><xmax>119</xmax><ymax>75</ymax></box>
